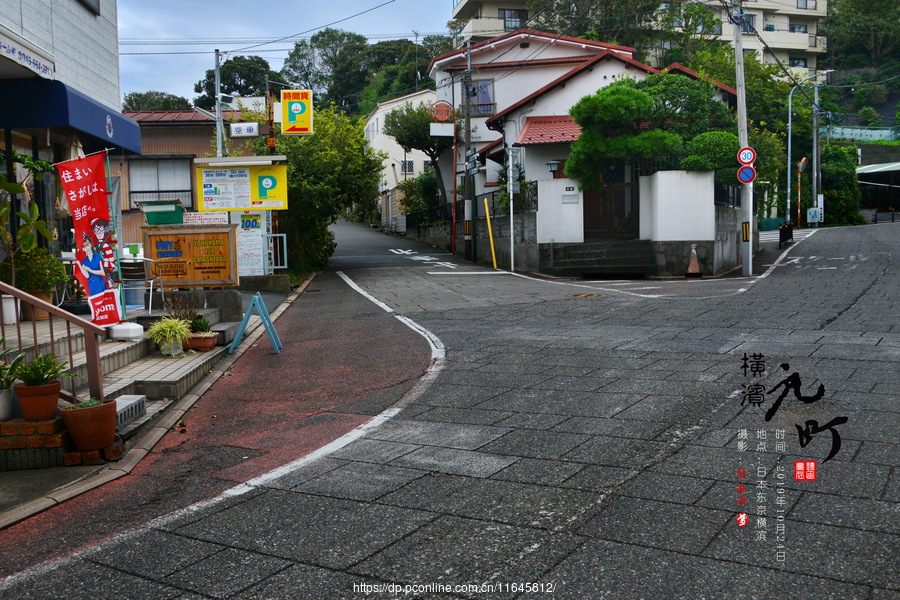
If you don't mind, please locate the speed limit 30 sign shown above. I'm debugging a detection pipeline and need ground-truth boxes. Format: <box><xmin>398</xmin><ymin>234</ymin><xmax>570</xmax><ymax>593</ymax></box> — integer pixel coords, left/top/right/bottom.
<box><xmin>737</xmin><ymin>147</ymin><xmax>756</xmax><ymax>165</ymax></box>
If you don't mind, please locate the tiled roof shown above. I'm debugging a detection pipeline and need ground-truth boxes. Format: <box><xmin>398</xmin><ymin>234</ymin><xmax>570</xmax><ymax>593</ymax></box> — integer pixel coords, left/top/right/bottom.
<box><xmin>514</xmin><ymin>116</ymin><xmax>581</xmax><ymax>145</ymax></box>
<box><xmin>123</xmin><ymin>110</ymin><xmax>243</xmax><ymax>123</ymax></box>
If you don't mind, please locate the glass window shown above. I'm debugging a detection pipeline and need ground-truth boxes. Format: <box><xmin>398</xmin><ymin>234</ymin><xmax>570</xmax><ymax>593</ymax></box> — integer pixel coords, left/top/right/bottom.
<box><xmin>789</xmin><ymin>57</ymin><xmax>808</xmax><ymax>68</ymax></box>
<box><xmin>471</xmin><ymin>80</ymin><xmax>495</xmax><ymax>117</ymax></box>
<box><xmin>789</xmin><ymin>24</ymin><xmax>808</xmax><ymax>33</ymax></box>
<box><xmin>499</xmin><ymin>9</ymin><xmax>527</xmax><ymax>30</ymax></box>
<box><xmin>740</xmin><ymin>14</ymin><xmax>756</xmax><ymax>33</ymax></box>
<box><xmin>128</xmin><ymin>158</ymin><xmax>192</xmax><ymax>209</ymax></box>
<box><xmin>400</xmin><ymin>160</ymin><xmax>414</xmax><ymax>175</ymax></box>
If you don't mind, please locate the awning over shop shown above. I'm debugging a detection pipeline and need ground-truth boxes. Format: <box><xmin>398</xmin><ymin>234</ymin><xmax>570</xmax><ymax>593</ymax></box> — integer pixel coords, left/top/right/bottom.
<box><xmin>0</xmin><ymin>78</ymin><xmax>141</xmax><ymax>154</ymax></box>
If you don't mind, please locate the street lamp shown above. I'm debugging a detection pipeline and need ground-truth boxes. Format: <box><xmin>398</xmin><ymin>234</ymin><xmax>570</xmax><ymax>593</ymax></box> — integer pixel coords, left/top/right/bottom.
<box><xmin>797</xmin><ymin>157</ymin><xmax>808</xmax><ymax>225</ymax></box>
<box><xmin>786</xmin><ymin>69</ymin><xmax>833</xmax><ymax>224</ymax></box>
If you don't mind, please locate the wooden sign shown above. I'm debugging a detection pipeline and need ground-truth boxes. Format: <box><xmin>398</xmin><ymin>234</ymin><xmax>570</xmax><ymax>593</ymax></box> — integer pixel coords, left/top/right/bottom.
<box><xmin>142</xmin><ymin>224</ymin><xmax>239</xmax><ymax>287</ymax></box>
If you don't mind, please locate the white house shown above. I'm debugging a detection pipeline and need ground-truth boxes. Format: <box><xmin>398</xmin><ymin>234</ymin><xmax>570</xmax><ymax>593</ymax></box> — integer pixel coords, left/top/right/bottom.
<box><xmin>364</xmin><ymin>89</ymin><xmax>437</xmax><ymax>231</ymax></box>
<box><xmin>427</xmin><ymin>29</ymin><xmax>745</xmax><ymax>276</ymax></box>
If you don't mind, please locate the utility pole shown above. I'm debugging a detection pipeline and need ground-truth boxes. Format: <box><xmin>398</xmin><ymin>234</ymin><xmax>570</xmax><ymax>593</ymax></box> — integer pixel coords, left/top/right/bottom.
<box><xmin>811</xmin><ymin>82</ymin><xmax>821</xmax><ymax>227</ymax></box>
<box><xmin>731</xmin><ymin>1</ymin><xmax>753</xmax><ymax>276</ymax></box>
<box><xmin>463</xmin><ymin>42</ymin><xmax>475</xmax><ymax>262</ymax></box>
<box><xmin>215</xmin><ymin>49</ymin><xmax>223</xmax><ymax>158</ymax></box>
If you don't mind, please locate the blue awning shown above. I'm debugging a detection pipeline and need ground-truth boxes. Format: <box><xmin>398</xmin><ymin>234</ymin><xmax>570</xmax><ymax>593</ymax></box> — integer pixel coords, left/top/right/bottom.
<box><xmin>0</xmin><ymin>78</ymin><xmax>141</xmax><ymax>154</ymax></box>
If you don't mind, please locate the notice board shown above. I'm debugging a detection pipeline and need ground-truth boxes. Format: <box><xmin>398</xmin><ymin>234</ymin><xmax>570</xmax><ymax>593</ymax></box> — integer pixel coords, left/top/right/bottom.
<box><xmin>142</xmin><ymin>224</ymin><xmax>239</xmax><ymax>287</ymax></box>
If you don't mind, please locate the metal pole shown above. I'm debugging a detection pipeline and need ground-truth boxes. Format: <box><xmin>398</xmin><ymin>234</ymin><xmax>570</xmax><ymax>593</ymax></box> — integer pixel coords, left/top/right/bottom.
<box><xmin>215</xmin><ymin>49</ymin><xmax>223</xmax><ymax>158</ymax></box>
<box><xmin>732</xmin><ymin>1</ymin><xmax>753</xmax><ymax>276</ymax></box>
<box><xmin>811</xmin><ymin>84</ymin><xmax>818</xmax><ymax>228</ymax></box>
<box><xmin>465</xmin><ymin>42</ymin><xmax>476</xmax><ymax>263</ymax></box>
<box><xmin>787</xmin><ymin>88</ymin><xmax>793</xmax><ymax>222</ymax></box>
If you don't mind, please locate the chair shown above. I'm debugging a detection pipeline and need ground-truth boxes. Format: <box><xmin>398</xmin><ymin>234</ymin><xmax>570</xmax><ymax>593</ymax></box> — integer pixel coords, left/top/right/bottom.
<box><xmin>117</xmin><ymin>258</ymin><xmax>165</xmax><ymax>315</ymax></box>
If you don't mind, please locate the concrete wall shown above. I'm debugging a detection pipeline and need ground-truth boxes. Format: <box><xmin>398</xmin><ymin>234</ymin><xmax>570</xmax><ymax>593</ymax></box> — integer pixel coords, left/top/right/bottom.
<box><xmin>536</xmin><ymin>177</ymin><xmax>583</xmax><ymax>244</ymax></box>
<box><xmin>640</xmin><ymin>171</ymin><xmax>716</xmax><ymax>241</ymax></box>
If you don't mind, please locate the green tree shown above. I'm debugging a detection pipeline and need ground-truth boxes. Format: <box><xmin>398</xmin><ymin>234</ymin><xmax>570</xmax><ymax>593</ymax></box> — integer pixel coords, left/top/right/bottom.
<box><xmin>655</xmin><ymin>2</ymin><xmax>724</xmax><ymax>65</ymax></box>
<box><xmin>396</xmin><ymin>170</ymin><xmax>440</xmax><ymax>214</ymax></box>
<box><xmin>566</xmin><ymin>86</ymin><xmax>683</xmax><ymax>189</ymax></box>
<box><xmin>383</xmin><ymin>102</ymin><xmax>457</xmax><ymax>206</ymax></box>
<box><xmin>681</xmin><ymin>130</ymin><xmax>741</xmax><ymax>173</ymax></box>
<box><xmin>248</xmin><ymin>106</ymin><xmax>384</xmax><ymax>272</ymax></box>
<box><xmin>194</xmin><ymin>56</ymin><xmax>284</xmax><ymax>110</ymax></box>
<box><xmin>858</xmin><ymin>106</ymin><xmax>881</xmax><ymax>126</ymax></box>
<box><xmin>824</xmin><ymin>0</ymin><xmax>900</xmax><ymax>67</ymax></box>
<box><xmin>821</xmin><ymin>145</ymin><xmax>865</xmax><ymax>225</ymax></box>
<box><xmin>123</xmin><ymin>90</ymin><xmax>191</xmax><ymax>111</ymax></box>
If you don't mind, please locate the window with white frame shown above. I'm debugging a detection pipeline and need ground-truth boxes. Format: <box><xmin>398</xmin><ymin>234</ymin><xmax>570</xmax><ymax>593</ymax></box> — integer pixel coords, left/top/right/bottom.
<box><xmin>470</xmin><ymin>80</ymin><xmax>496</xmax><ymax>117</ymax></box>
<box><xmin>400</xmin><ymin>160</ymin><xmax>414</xmax><ymax>175</ymax></box>
<box><xmin>499</xmin><ymin>8</ymin><xmax>528</xmax><ymax>30</ymax></box>
<box><xmin>128</xmin><ymin>158</ymin><xmax>193</xmax><ymax>209</ymax></box>
<box><xmin>789</xmin><ymin>57</ymin><xmax>808</xmax><ymax>68</ymax></box>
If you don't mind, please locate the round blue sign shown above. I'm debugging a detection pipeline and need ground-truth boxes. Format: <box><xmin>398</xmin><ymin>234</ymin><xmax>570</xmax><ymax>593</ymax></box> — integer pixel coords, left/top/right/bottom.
<box><xmin>737</xmin><ymin>165</ymin><xmax>756</xmax><ymax>184</ymax></box>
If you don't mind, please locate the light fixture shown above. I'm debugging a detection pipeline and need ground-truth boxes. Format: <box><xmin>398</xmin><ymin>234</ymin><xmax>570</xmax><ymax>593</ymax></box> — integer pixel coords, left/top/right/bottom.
<box><xmin>546</xmin><ymin>160</ymin><xmax>561</xmax><ymax>173</ymax></box>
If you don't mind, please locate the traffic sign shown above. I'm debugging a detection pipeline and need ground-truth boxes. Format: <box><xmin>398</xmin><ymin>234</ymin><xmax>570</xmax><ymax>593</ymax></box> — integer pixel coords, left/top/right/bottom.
<box><xmin>737</xmin><ymin>165</ymin><xmax>757</xmax><ymax>184</ymax></box>
<box><xmin>737</xmin><ymin>147</ymin><xmax>756</xmax><ymax>165</ymax></box>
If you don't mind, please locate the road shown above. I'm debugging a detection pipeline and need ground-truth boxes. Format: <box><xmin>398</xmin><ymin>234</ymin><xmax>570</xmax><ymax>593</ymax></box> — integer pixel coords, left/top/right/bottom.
<box><xmin>1</xmin><ymin>219</ymin><xmax>897</xmax><ymax>599</ymax></box>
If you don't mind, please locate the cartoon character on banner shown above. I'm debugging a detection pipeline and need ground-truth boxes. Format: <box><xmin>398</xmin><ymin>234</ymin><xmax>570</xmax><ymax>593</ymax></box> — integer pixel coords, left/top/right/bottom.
<box><xmin>90</xmin><ymin>217</ymin><xmax>118</xmax><ymax>280</ymax></box>
<box><xmin>77</xmin><ymin>233</ymin><xmax>112</xmax><ymax>296</ymax></box>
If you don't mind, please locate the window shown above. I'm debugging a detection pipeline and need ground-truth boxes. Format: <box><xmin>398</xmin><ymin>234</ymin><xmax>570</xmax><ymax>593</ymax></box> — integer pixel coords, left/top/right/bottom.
<box><xmin>400</xmin><ymin>160</ymin><xmax>414</xmax><ymax>175</ymax></box>
<box><xmin>424</xmin><ymin>160</ymin><xmax>434</xmax><ymax>170</ymax></box>
<box><xmin>797</xmin><ymin>0</ymin><xmax>817</xmax><ymax>8</ymax></box>
<box><xmin>499</xmin><ymin>8</ymin><xmax>528</xmax><ymax>30</ymax></box>
<box><xmin>76</xmin><ymin>0</ymin><xmax>100</xmax><ymax>15</ymax></box>
<box><xmin>789</xmin><ymin>57</ymin><xmax>808</xmax><ymax>68</ymax></box>
<box><xmin>470</xmin><ymin>80</ymin><xmax>495</xmax><ymax>117</ymax></box>
<box><xmin>128</xmin><ymin>158</ymin><xmax>192</xmax><ymax>209</ymax></box>
<box><xmin>789</xmin><ymin>24</ymin><xmax>808</xmax><ymax>33</ymax></box>
<box><xmin>740</xmin><ymin>14</ymin><xmax>756</xmax><ymax>33</ymax></box>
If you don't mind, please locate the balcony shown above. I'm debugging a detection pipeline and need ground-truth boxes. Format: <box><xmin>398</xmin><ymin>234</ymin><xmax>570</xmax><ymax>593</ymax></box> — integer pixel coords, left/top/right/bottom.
<box><xmin>758</xmin><ymin>27</ymin><xmax>824</xmax><ymax>52</ymax></box>
<box><xmin>458</xmin><ymin>17</ymin><xmax>510</xmax><ymax>42</ymax></box>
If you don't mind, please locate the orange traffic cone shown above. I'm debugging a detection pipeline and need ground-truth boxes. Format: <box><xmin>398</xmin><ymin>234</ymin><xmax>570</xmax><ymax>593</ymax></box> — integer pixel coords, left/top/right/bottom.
<box><xmin>685</xmin><ymin>243</ymin><xmax>702</xmax><ymax>279</ymax></box>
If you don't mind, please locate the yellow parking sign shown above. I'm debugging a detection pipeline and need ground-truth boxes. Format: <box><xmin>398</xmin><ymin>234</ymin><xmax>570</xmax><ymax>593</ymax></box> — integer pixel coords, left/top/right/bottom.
<box><xmin>281</xmin><ymin>90</ymin><xmax>313</xmax><ymax>135</ymax></box>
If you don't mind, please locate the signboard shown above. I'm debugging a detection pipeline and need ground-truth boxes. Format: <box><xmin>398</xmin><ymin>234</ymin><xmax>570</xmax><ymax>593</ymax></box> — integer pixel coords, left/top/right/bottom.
<box><xmin>235</xmin><ymin>211</ymin><xmax>267</xmax><ymax>277</ymax></box>
<box><xmin>229</xmin><ymin>122</ymin><xmax>260</xmax><ymax>138</ymax></box>
<box><xmin>429</xmin><ymin>123</ymin><xmax>454</xmax><ymax>137</ymax></box>
<box><xmin>737</xmin><ymin>147</ymin><xmax>756</xmax><ymax>165</ymax></box>
<box><xmin>142</xmin><ymin>225</ymin><xmax>239</xmax><ymax>287</ymax></box>
<box><xmin>737</xmin><ymin>165</ymin><xmax>757</xmax><ymax>184</ymax></box>
<box><xmin>183</xmin><ymin>211</ymin><xmax>228</xmax><ymax>225</ymax></box>
<box><xmin>196</xmin><ymin>164</ymin><xmax>288</xmax><ymax>211</ymax></box>
<box><xmin>807</xmin><ymin>207</ymin><xmax>820</xmax><ymax>223</ymax></box>
<box><xmin>430</xmin><ymin>101</ymin><xmax>454</xmax><ymax>122</ymax></box>
<box><xmin>280</xmin><ymin>90</ymin><xmax>313</xmax><ymax>135</ymax></box>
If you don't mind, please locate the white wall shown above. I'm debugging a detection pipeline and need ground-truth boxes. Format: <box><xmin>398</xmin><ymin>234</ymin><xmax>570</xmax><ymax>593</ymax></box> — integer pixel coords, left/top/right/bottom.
<box><xmin>364</xmin><ymin>90</ymin><xmax>436</xmax><ymax>192</ymax></box>
<box><xmin>639</xmin><ymin>170</ymin><xmax>716</xmax><ymax>241</ymax></box>
<box><xmin>537</xmin><ymin>178</ymin><xmax>583</xmax><ymax>243</ymax></box>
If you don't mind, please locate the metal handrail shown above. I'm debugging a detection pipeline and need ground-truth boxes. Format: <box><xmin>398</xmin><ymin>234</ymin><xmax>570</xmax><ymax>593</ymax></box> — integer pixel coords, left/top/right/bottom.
<box><xmin>0</xmin><ymin>281</ymin><xmax>105</xmax><ymax>401</ymax></box>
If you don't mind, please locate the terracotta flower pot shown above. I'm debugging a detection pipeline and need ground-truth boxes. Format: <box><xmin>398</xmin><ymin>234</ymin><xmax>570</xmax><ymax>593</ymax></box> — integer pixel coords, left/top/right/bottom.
<box><xmin>14</xmin><ymin>380</ymin><xmax>62</xmax><ymax>421</ymax></box>
<box><xmin>183</xmin><ymin>333</ymin><xmax>217</xmax><ymax>352</ymax></box>
<box><xmin>61</xmin><ymin>400</ymin><xmax>116</xmax><ymax>451</ymax></box>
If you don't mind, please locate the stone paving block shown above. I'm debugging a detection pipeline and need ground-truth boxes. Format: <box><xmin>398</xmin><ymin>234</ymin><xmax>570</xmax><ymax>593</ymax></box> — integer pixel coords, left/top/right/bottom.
<box><xmin>413</xmin><ymin>383</ymin><xmax>510</xmax><ymax>409</ymax></box>
<box><xmin>882</xmin><ymin>473</ymin><xmax>900</xmax><ymax>503</ymax></box>
<box><xmin>620</xmin><ymin>472</ymin><xmax>715</xmax><ymax>505</ymax></box>
<box><xmin>479</xmin><ymin>429</ymin><xmax>591</xmax><ymax>460</ymax></box>
<box><xmin>366</xmin><ymin>418</ymin><xmax>508</xmax><ymax>450</ymax></box>
<box><xmin>613</xmin><ymin>394</ymin><xmax>728</xmax><ymax>425</ymax></box>
<box><xmin>579</xmin><ymin>496</ymin><xmax>731</xmax><ymax>554</ymax></box>
<box><xmin>559</xmin><ymin>464</ymin><xmax>638</xmax><ymax>492</ymax></box>
<box><xmin>389</xmin><ymin>446</ymin><xmax>517</xmax><ymax>478</ymax></box>
<box><xmin>853</xmin><ymin>440</ymin><xmax>900</xmax><ymax>466</ymax></box>
<box><xmin>88</xmin><ymin>529</ymin><xmax>225</xmax><ymax>580</ymax></box>
<box><xmin>563</xmin><ymin>436</ymin><xmax>676</xmax><ymax>469</ymax></box>
<box><xmin>257</xmin><ymin>457</ymin><xmax>346</xmax><ymax>491</ymax></box>
<box><xmin>237</xmin><ymin>564</ymin><xmax>383</xmax><ymax>600</ymax></box>
<box><xmin>703</xmin><ymin>519</ymin><xmax>899</xmax><ymax>589</ymax></box>
<box><xmin>411</xmin><ymin>406</ymin><xmax>514</xmax><ymax>426</ymax></box>
<box><xmin>381</xmin><ymin>473</ymin><xmax>602</xmax><ymax>530</ymax></box>
<box><xmin>352</xmin><ymin>515</ymin><xmax>584</xmax><ymax>599</ymax></box>
<box><xmin>174</xmin><ymin>489</ymin><xmax>435</xmax><ymax>570</ymax></box>
<box><xmin>789</xmin><ymin>492</ymin><xmax>899</xmax><ymax>534</ymax></box>
<box><xmin>329</xmin><ymin>439</ymin><xmax>420</xmax><ymax>464</ymax></box>
<box><xmin>162</xmin><ymin>547</ymin><xmax>292</xmax><ymax>599</ymax></box>
<box><xmin>774</xmin><ymin>456</ymin><xmax>891</xmax><ymax>499</ymax></box>
<box><xmin>491</xmin><ymin>458</ymin><xmax>586</xmax><ymax>486</ymax></box>
<box><xmin>535</xmin><ymin>539</ymin><xmax>871</xmax><ymax>600</ymax></box>
<box><xmin>293</xmin><ymin>461</ymin><xmax>425</xmax><ymax>501</ymax></box>
<box><xmin>476</xmin><ymin>388</ymin><xmax>644</xmax><ymax>419</ymax></box>
<box><xmin>651</xmin><ymin>445</ymin><xmax>780</xmax><ymax>480</ymax></box>
<box><xmin>552</xmin><ymin>416</ymin><xmax>669</xmax><ymax>439</ymax></box>
<box><xmin>494</xmin><ymin>412</ymin><xmax>569</xmax><ymax>430</ymax></box>
<box><xmin>0</xmin><ymin>559</ymin><xmax>186</xmax><ymax>600</ymax></box>
<box><xmin>695</xmin><ymin>479</ymin><xmax>801</xmax><ymax>514</ymax></box>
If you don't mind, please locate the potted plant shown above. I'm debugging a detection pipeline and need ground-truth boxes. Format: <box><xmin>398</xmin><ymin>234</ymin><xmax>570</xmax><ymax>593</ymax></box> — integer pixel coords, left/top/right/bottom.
<box><xmin>0</xmin><ymin>248</ymin><xmax>69</xmax><ymax>320</ymax></box>
<box><xmin>0</xmin><ymin>339</ymin><xmax>25</xmax><ymax>421</ymax></box>
<box><xmin>146</xmin><ymin>317</ymin><xmax>192</xmax><ymax>356</ymax></box>
<box><xmin>13</xmin><ymin>352</ymin><xmax>78</xmax><ymax>421</ymax></box>
<box><xmin>61</xmin><ymin>398</ymin><xmax>116</xmax><ymax>451</ymax></box>
<box><xmin>183</xmin><ymin>315</ymin><xmax>218</xmax><ymax>352</ymax></box>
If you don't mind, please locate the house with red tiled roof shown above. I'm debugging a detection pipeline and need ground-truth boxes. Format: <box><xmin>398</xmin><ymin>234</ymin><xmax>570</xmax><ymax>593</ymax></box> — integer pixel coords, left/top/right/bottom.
<box><xmin>426</xmin><ymin>29</ymin><xmax>743</xmax><ymax>276</ymax></box>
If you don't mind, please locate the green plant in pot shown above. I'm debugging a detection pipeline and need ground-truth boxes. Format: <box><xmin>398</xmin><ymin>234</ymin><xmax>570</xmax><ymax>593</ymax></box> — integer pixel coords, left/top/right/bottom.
<box><xmin>13</xmin><ymin>352</ymin><xmax>78</xmax><ymax>421</ymax></box>
<box><xmin>61</xmin><ymin>397</ymin><xmax>117</xmax><ymax>451</ymax></box>
<box><xmin>146</xmin><ymin>317</ymin><xmax>192</xmax><ymax>356</ymax></box>
<box><xmin>0</xmin><ymin>248</ymin><xmax>69</xmax><ymax>320</ymax></box>
<box><xmin>184</xmin><ymin>315</ymin><xmax>218</xmax><ymax>352</ymax></box>
<box><xmin>0</xmin><ymin>339</ymin><xmax>25</xmax><ymax>421</ymax></box>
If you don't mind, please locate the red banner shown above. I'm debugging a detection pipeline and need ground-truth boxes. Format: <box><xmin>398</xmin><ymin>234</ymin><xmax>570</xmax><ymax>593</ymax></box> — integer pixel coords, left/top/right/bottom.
<box><xmin>55</xmin><ymin>154</ymin><xmax>121</xmax><ymax>324</ymax></box>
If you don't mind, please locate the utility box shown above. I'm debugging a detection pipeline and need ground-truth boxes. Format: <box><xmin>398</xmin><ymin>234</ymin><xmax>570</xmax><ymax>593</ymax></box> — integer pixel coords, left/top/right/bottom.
<box><xmin>136</xmin><ymin>199</ymin><xmax>185</xmax><ymax>226</ymax></box>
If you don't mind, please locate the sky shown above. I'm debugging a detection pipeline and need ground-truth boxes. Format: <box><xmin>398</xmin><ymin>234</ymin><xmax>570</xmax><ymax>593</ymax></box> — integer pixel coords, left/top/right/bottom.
<box><xmin>117</xmin><ymin>0</ymin><xmax>453</xmax><ymax>104</ymax></box>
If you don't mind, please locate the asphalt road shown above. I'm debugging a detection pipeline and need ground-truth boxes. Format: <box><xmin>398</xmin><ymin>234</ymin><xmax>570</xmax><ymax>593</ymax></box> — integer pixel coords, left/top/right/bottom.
<box><xmin>1</xmin><ymin>220</ymin><xmax>897</xmax><ymax>599</ymax></box>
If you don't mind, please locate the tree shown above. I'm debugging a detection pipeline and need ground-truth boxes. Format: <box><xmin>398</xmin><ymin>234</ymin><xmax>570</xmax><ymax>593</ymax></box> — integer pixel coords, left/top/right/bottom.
<box><xmin>194</xmin><ymin>56</ymin><xmax>284</xmax><ymax>110</ymax></box>
<box><xmin>566</xmin><ymin>86</ymin><xmax>684</xmax><ymax>189</ymax></box>
<box><xmin>655</xmin><ymin>2</ymin><xmax>724</xmax><ymax>65</ymax></box>
<box><xmin>384</xmin><ymin>102</ymin><xmax>457</xmax><ymax>206</ymax></box>
<box><xmin>123</xmin><ymin>90</ymin><xmax>191</xmax><ymax>111</ymax></box>
<box><xmin>526</xmin><ymin>0</ymin><xmax>662</xmax><ymax>58</ymax></box>
<box><xmin>824</xmin><ymin>0</ymin><xmax>900</xmax><ymax>67</ymax></box>
<box><xmin>248</xmin><ymin>106</ymin><xmax>385</xmax><ymax>272</ymax></box>
<box><xmin>821</xmin><ymin>145</ymin><xmax>865</xmax><ymax>225</ymax></box>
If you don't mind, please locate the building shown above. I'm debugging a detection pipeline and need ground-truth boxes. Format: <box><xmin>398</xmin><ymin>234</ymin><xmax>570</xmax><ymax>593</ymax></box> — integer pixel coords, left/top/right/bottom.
<box><xmin>450</xmin><ymin>0</ymin><xmax>827</xmax><ymax>78</ymax></box>
<box><xmin>364</xmin><ymin>89</ymin><xmax>437</xmax><ymax>231</ymax></box>
<box><xmin>429</xmin><ymin>28</ymin><xmax>743</xmax><ymax>276</ymax></box>
<box><xmin>0</xmin><ymin>0</ymin><xmax>141</xmax><ymax>253</ymax></box>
